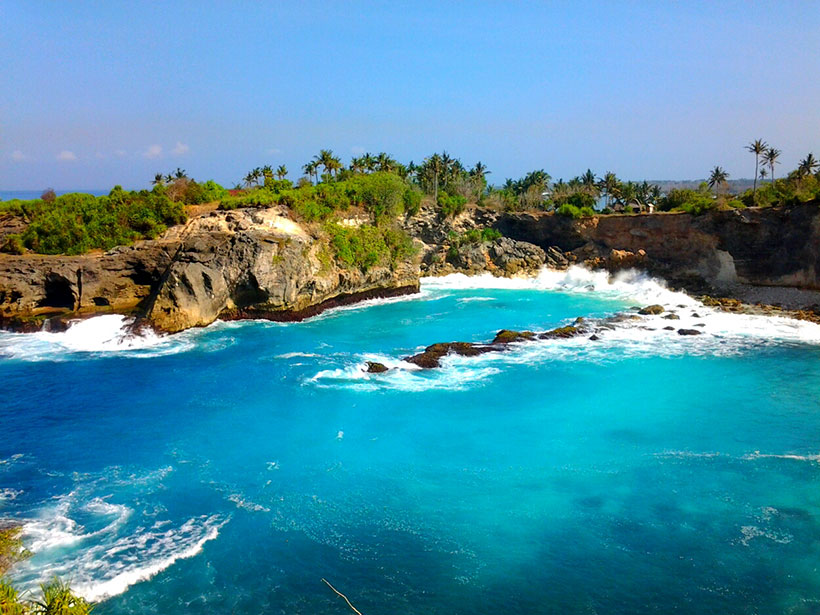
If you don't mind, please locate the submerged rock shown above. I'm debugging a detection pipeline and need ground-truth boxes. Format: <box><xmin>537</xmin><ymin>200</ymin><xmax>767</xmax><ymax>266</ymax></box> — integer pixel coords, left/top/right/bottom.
<box><xmin>492</xmin><ymin>329</ymin><xmax>535</xmax><ymax>344</ymax></box>
<box><xmin>404</xmin><ymin>341</ymin><xmax>494</xmax><ymax>369</ymax></box>
<box><xmin>638</xmin><ymin>304</ymin><xmax>665</xmax><ymax>315</ymax></box>
<box><xmin>663</xmin><ymin>313</ymin><xmax>680</xmax><ymax>320</ymax></box>
<box><xmin>677</xmin><ymin>328</ymin><xmax>702</xmax><ymax>336</ymax></box>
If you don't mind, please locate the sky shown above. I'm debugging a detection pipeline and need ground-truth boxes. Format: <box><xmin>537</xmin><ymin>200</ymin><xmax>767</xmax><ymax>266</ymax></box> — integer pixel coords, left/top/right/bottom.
<box><xmin>2</xmin><ymin>1</ymin><xmax>819</xmax><ymax>190</ymax></box>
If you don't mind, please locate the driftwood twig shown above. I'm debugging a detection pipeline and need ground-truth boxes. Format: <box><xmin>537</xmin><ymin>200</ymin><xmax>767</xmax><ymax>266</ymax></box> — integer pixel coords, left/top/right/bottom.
<box><xmin>322</xmin><ymin>578</ymin><xmax>363</xmax><ymax>615</ymax></box>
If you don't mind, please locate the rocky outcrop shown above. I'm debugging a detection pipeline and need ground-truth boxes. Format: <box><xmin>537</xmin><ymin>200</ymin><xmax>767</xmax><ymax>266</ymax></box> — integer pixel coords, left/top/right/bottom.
<box><xmin>494</xmin><ymin>203</ymin><xmax>820</xmax><ymax>291</ymax></box>
<box><xmin>0</xmin><ymin>207</ymin><xmax>419</xmax><ymax>333</ymax></box>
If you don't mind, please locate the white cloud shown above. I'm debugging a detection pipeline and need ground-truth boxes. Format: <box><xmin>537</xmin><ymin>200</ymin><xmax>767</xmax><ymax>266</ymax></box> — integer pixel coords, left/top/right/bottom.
<box><xmin>351</xmin><ymin>146</ymin><xmax>366</xmax><ymax>155</ymax></box>
<box><xmin>57</xmin><ymin>150</ymin><xmax>77</xmax><ymax>161</ymax></box>
<box><xmin>115</xmin><ymin>149</ymin><xmax>127</xmax><ymax>157</ymax></box>
<box><xmin>267</xmin><ymin>148</ymin><xmax>282</xmax><ymax>155</ymax></box>
<box><xmin>143</xmin><ymin>144</ymin><xmax>163</xmax><ymax>159</ymax></box>
<box><xmin>11</xmin><ymin>150</ymin><xmax>26</xmax><ymax>162</ymax></box>
<box><xmin>171</xmin><ymin>141</ymin><xmax>190</xmax><ymax>155</ymax></box>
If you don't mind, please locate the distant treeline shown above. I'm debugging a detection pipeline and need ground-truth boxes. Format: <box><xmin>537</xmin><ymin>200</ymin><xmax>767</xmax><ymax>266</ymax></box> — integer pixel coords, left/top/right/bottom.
<box><xmin>2</xmin><ymin>148</ymin><xmax>819</xmax><ymax>256</ymax></box>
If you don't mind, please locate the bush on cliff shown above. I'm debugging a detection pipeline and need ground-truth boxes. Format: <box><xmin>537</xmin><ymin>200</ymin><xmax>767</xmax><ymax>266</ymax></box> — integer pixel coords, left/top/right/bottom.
<box><xmin>437</xmin><ymin>193</ymin><xmax>467</xmax><ymax>218</ymax></box>
<box><xmin>0</xmin><ymin>188</ymin><xmax>187</xmax><ymax>255</ymax></box>
<box><xmin>555</xmin><ymin>203</ymin><xmax>596</xmax><ymax>218</ymax></box>
<box><xmin>658</xmin><ymin>187</ymin><xmax>716</xmax><ymax>215</ymax></box>
<box><xmin>325</xmin><ymin>223</ymin><xmax>415</xmax><ymax>271</ymax></box>
<box><xmin>0</xmin><ymin>577</ymin><xmax>92</xmax><ymax>615</ymax></box>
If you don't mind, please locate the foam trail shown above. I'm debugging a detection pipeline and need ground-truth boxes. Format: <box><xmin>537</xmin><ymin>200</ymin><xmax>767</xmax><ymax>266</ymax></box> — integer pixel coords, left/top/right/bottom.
<box><xmin>18</xmin><ymin>496</ymin><xmax>227</xmax><ymax>602</ymax></box>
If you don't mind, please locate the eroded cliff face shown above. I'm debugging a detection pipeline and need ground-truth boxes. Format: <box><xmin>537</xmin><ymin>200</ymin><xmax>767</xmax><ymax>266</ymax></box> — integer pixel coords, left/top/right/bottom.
<box><xmin>495</xmin><ymin>204</ymin><xmax>820</xmax><ymax>290</ymax></box>
<box><xmin>2</xmin><ymin>202</ymin><xmax>819</xmax><ymax>333</ymax></box>
<box><xmin>0</xmin><ymin>207</ymin><xmax>419</xmax><ymax>332</ymax></box>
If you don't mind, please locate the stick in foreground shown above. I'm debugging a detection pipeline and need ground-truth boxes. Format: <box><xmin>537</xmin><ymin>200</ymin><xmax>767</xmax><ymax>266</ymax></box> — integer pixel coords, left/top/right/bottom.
<box><xmin>322</xmin><ymin>578</ymin><xmax>364</xmax><ymax>615</ymax></box>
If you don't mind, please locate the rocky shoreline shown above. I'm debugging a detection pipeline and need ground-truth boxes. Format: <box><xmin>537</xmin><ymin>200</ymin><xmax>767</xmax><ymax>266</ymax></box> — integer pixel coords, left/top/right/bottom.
<box><xmin>2</xmin><ymin>202</ymin><xmax>820</xmax><ymax>334</ymax></box>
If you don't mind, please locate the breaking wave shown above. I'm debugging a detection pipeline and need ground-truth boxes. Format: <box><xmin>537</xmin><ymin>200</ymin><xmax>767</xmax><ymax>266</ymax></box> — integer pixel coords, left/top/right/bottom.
<box><xmin>310</xmin><ymin>266</ymin><xmax>820</xmax><ymax>391</ymax></box>
<box><xmin>14</xmin><ymin>491</ymin><xmax>226</xmax><ymax>602</ymax></box>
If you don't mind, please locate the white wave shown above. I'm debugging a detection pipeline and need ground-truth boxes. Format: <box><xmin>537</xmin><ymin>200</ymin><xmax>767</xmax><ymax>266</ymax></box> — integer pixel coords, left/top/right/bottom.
<box><xmin>743</xmin><ymin>452</ymin><xmax>820</xmax><ymax>463</ymax></box>
<box><xmin>423</xmin><ymin>266</ymin><xmax>693</xmax><ymax>304</ymax></box>
<box><xmin>0</xmin><ymin>488</ymin><xmax>22</xmax><ymax>502</ymax></box>
<box><xmin>74</xmin><ymin>515</ymin><xmax>227</xmax><ymax>602</ymax></box>
<box><xmin>0</xmin><ymin>315</ymin><xmax>198</xmax><ymax>361</ymax></box>
<box><xmin>307</xmin><ymin>266</ymin><xmax>820</xmax><ymax>391</ymax></box>
<box><xmin>308</xmin><ymin>352</ymin><xmax>500</xmax><ymax>393</ymax></box>
<box><xmin>17</xmin><ymin>493</ymin><xmax>227</xmax><ymax>602</ymax></box>
<box><xmin>274</xmin><ymin>351</ymin><xmax>321</xmax><ymax>359</ymax></box>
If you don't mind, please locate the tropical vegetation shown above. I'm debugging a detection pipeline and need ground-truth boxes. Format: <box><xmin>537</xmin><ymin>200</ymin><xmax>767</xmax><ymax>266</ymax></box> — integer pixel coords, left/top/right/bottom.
<box><xmin>3</xmin><ymin>143</ymin><xmax>820</xmax><ymax>257</ymax></box>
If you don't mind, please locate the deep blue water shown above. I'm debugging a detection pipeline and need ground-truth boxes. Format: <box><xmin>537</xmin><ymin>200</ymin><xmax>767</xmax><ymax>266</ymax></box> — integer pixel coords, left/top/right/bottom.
<box><xmin>2</xmin><ymin>269</ymin><xmax>820</xmax><ymax>614</ymax></box>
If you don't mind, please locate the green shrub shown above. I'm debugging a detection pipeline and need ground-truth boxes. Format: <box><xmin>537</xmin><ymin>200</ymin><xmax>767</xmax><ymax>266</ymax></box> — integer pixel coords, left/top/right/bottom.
<box><xmin>555</xmin><ymin>204</ymin><xmax>595</xmax><ymax>218</ymax></box>
<box><xmin>403</xmin><ymin>186</ymin><xmax>422</xmax><ymax>216</ymax></box>
<box><xmin>200</xmin><ymin>180</ymin><xmax>228</xmax><ymax>202</ymax></box>
<box><xmin>1</xmin><ymin>234</ymin><xmax>25</xmax><ymax>255</ymax></box>
<box><xmin>292</xmin><ymin>199</ymin><xmax>332</xmax><ymax>222</ymax></box>
<box><xmin>325</xmin><ymin>223</ymin><xmax>414</xmax><ymax>271</ymax></box>
<box><xmin>0</xmin><ymin>526</ymin><xmax>31</xmax><ymax>575</ymax></box>
<box><xmin>660</xmin><ymin>188</ymin><xmax>715</xmax><ymax>214</ymax></box>
<box><xmin>8</xmin><ymin>190</ymin><xmax>186</xmax><ymax>255</ymax></box>
<box><xmin>355</xmin><ymin>172</ymin><xmax>406</xmax><ymax>221</ymax></box>
<box><xmin>437</xmin><ymin>193</ymin><xmax>466</xmax><ymax>218</ymax></box>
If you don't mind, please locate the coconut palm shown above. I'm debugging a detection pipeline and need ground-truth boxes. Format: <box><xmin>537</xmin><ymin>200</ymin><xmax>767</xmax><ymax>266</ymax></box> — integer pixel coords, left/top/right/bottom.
<box><xmin>745</xmin><ymin>139</ymin><xmax>768</xmax><ymax>203</ymax></box>
<box><xmin>759</xmin><ymin>167</ymin><xmax>768</xmax><ymax>181</ymax></box>
<box><xmin>470</xmin><ymin>161</ymin><xmax>490</xmax><ymax>202</ymax></box>
<box><xmin>174</xmin><ymin>168</ymin><xmax>187</xmax><ymax>180</ymax></box>
<box><xmin>708</xmin><ymin>166</ymin><xmax>729</xmax><ymax>195</ymax></box>
<box><xmin>424</xmin><ymin>153</ymin><xmax>445</xmax><ymax>202</ymax></box>
<box><xmin>152</xmin><ymin>173</ymin><xmax>165</xmax><ymax>186</ymax></box>
<box><xmin>316</xmin><ymin>149</ymin><xmax>337</xmax><ymax>180</ymax></box>
<box><xmin>797</xmin><ymin>153</ymin><xmax>819</xmax><ymax>178</ymax></box>
<box><xmin>763</xmin><ymin>147</ymin><xmax>781</xmax><ymax>183</ymax></box>
<box><xmin>261</xmin><ymin>165</ymin><xmax>273</xmax><ymax>182</ymax></box>
<box><xmin>243</xmin><ymin>172</ymin><xmax>256</xmax><ymax>189</ymax></box>
<box><xmin>302</xmin><ymin>161</ymin><xmax>318</xmax><ymax>183</ymax></box>
<box><xmin>164</xmin><ymin>173</ymin><xmax>174</xmax><ymax>183</ymax></box>
<box><xmin>598</xmin><ymin>172</ymin><xmax>619</xmax><ymax>208</ymax></box>
<box><xmin>375</xmin><ymin>152</ymin><xmax>396</xmax><ymax>172</ymax></box>
<box><xmin>275</xmin><ymin>165</ymin><xmax>288</xmax><ymax>180</ymax></box>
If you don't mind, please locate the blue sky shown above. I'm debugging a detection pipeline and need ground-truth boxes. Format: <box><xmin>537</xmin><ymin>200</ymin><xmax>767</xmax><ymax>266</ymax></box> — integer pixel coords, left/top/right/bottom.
<box><xmin>2</xmin><ymin>1</ymin><xmax>819</xmax><ymax>190</ymax></box>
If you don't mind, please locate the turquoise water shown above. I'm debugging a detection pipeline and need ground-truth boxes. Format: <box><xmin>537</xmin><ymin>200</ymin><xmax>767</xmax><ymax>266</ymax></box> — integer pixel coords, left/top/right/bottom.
<box><xmin>3</xmin><ymin>269</ymin><xmax>820</xmax><ymax>614</ymax></box>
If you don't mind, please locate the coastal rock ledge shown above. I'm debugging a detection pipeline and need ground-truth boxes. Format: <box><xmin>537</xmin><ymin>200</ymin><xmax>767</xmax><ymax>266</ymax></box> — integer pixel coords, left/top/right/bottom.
<box><xmin>0</xmin><ymin>207</ymin><xmax>419</xmax><ymax>333</ymax></box>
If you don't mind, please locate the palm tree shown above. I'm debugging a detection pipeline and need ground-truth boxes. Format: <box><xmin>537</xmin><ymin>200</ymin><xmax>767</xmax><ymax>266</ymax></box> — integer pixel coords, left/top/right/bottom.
<box><xmin>164</xmin><ymin>173</ymin><xmax>174</xmax><ymax>183</ymax></box>
<box><xmin>470</xmin><ymin>161</ymin><xmax>490</xmax><ymax>202</ymax></box>
<box><xmin>174</xmin><ymin>168</ymin><xmax>187</xmax><ymax>179</ymax></box>
<box><xmin>243</xmin><ymin>172</ymin><xmax>255</xmax><ymax>189</ymax></box>
<box><xmin>362</xmin><ymin>153</ymin><xmax>376</xmax><ymax>172</ymax></box>
<box><xmin>152</xmin><ymin>173</ymin><xmax>165</xmax><ymax>186</ymax></box>
<box><xmin>303</xmin><ymin>161</ymin><xmax>318</xmax><ymax>184</ymax></box>
<box><xmin>598</xmin><ymin>172</ymin><xmax>619</xmax><ymax>209</ymax></box>
<box><xmin>262</xmin><ymin>165</ymin><xmax>274</xmax><ymax>182</ymax></box>
<box><xmin>745</xmin><ymin>139</ymin><xmax>768</xmax><ymax>203</ymax></box>
<box><xmin>708</xmin><ymin>166</ymin><xmax>729</xmax><ymax>196</ymax></box>
<box><xmin>763</xmin><ymin>147</ymin><xmax>781</xmax><ymax>184</ymax></box>
<box><xmin>759</xmin><ymin>167</ymin><xmax>768</xmax><ymax>182</ymax></box>
<box><xmin>276</xmin><ymin>164</ymin><xmax>288</xmax><ymax>180</ymax></box>
<box><xmin>375</xmin><ymin>152</ymin><xmax>396</xmax><ymax>172</ymax></box>
<box><xmin>797</xmin><ymin>153</ymin><xmax>819</xmax><ymax>179</ymax></box>
<box><xmin>317</xmin><ymin>149</ymin><xmax>337</xmax><ymax>180</ymax></box>
<box><xmin>425</xmin><ymin>153</ymin><xmax>444</xmax><ymax>202</ymax></box>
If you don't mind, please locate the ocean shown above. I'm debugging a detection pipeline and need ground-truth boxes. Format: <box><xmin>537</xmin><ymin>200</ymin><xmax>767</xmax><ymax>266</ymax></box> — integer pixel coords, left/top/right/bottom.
<box><xmin>2</xmin><ymin>267</ymin><xmax>820</xmax><ymax>614</ymax></box>
<box><xmin>0</xmin><ymin>190</ymin><xmax>110</xmax><ymax>201</ymax></box>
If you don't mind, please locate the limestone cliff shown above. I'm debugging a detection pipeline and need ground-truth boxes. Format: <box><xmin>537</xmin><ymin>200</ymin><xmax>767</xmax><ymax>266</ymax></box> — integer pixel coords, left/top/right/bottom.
<box><xmin>0</xmin><ymin>207</ymin><xmax>418</xmax><ymax>333</ymax></box>
<box><xmin>494</xmin><ymin>204</ymin><xmax>820</xmax><ymax>291</ymax></box>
